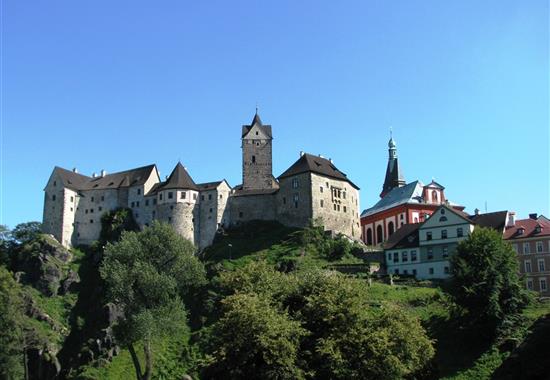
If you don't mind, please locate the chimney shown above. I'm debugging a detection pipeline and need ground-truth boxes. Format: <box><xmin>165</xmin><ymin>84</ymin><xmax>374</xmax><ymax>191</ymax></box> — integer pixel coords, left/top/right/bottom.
<box><xmin>72</xmin><ymin>167</ymin><xmax>78</xmax><ymax>173</ymax></box>
<box><xmin>299</xmin><ymin>151</ymin><xmax>304</xmax><ymax>157</ymax></box>
<box><xmin>100</xmin><ymin>169</ymin><xmax>106</xmax><ymax>177</ymax></box>
<box><xmin>529</xmin><ymin>213</ymin><xmax>538</xmax><ymax>220</ymax></box>
<box><xmin>92</xmin><ymin>172</ymin><xmax>97</xmax><ymax>178</ymax></box>
<box><xmin>329</xmin><ymin>158</ymin><xmax>333</xmax><ymax>163</ymax></box>
<box><xmin>318</xmin><ymin>154</ymin><xmax>324</xmax><ymax>158</ymax></box>
<box><xmin>474</xmin><ymin>208</ymin><xmax>480</xmax><ymax>216</ymax></box>
<box><xmin>506</xmin><ymin>212</ymin><xmax>516</xmax><ymax>228</ymax></box>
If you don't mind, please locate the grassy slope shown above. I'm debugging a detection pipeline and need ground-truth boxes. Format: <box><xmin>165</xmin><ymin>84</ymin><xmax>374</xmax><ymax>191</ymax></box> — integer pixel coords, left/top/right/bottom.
<box><xmin>201</xmin><ymin>221</ymin><xmax>362</xmax><ymax>271</ymax></box>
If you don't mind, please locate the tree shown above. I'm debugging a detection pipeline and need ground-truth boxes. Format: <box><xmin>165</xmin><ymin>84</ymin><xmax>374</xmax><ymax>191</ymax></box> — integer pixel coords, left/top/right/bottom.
<box><xmin>100</xmin><ymin>221</ymin><xmax>206</xmax><ymax>380</ymax></box>
<box><xmin>207</xmin><ymin>262</ymin><xmax>435</xmax><ymax>379</ymax></box>
<box><xmin>99</xmin><ymin>208</ymin><xmax>140</xmax><ymax>245</ymax></box>
<box><xmin>450</xmin><ymin>227</ymin><xmax>531</xmax><ymax>337</ymax></box>
<box><xmin>11</xmin><ymin>222</ymin><xmax>42</xmax><ymax>244</ymax></box>
<box><xmin>0</xmin><ymin>267</ymin><xmax>25</xmax><ymax>379</ymax></box>
<box><xmin>204</xmin><ymin>293</ymin><xmax>307</xmax><ymax>380</ymax></box>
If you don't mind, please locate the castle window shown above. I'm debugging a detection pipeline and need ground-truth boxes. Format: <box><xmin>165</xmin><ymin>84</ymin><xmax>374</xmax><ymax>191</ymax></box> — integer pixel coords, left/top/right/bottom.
<box><xmin>320</xmin><ymin>186</ymin><xmax>323</xmax><ymax>193</ymax></box>
<box><xmin>428</xmin><ymin>248</ymin><xmax>433</xmax><ymax>260</ymax></box>
<box><xmin>181</xmin><ymin>192</ymin><xmax>186</xmax><ymax>199</ymax></box>
<box><xmin>90</xmin><ymin>219</ymin><xmax>94</xmax><ymax>224</ymax></box>
<box><xmin>255</xmin><ymin>131</ymin><xmax>259</xmax><ymax>135</ymax></box>
<box><xmin>457</xmin><ymin>227</ymin><xmax>464</xmax><ymax>237</ymax></box>
<box><xmin>402</xmin><ymin>251</ymin><xmax>408</xmax><ymax>262</ymax></box>
<box><xmin>524</xmin><ymin>243</ymin><xmax>530</xmax><ymax>254</ymax></box>
<box><xmin>170</xmin><ymin>205</ymin><xmax>174</xmax><ymax>210</ymax></box>
<box><xmin>429</xmin><ymin>267</ymin><xmax>434</xmax><ymax>275</ymax></box>
<box><xmin>53</xmin><ymin>181</ymin><xmax>57</xmax><ymax>186</ymax></box>
<box><xmin>91</xmin><ymin>197</ymin><xmax>95</xmax><ymax>202</ymax></box>
<box><xmin>320</xmin><ymin>200</ymin><xmax>324</xmax><ymax>208</ymax></box>
<box><xmin>101</xmin><ymin>196</ymin><xmax>105</xmax><ymax>201</ymax></box>
<box><xmin>343</xmin><ymin>206</ymin><xmax>347</xmax><ymax>213</ymax></box>
<box><xmin>343</xmin><ymin>192</ymin><xmax>346</xmax><ymax>199</ymax></box>
<box><xmin>537</xmin><ymin>241</ymin><xmax>544</xmax><ymax>253</ymax></box>
<box><xmin>98</xmin><ymin>207</ymin><xmax>102</xmax><ymax>211</ymax></box>
<box><xmin>337</xmin><ymin>205</ymin><xmax>340</xmax><ymax>211</ymax></box>
<box><xmin>220</xmin><ymin>194</ymin><xmax>223</xmax><ymax>199</ymax></box>
<box><xmin>152</xmin><ymin>211</ymin><xmax>156</xmax><ymax>218</ymax></box>
<box><xmin>208</xmin><ymin>194</ymin><xmax>212</xmax><ymax>200</ymax></box>
<box><xmin>137</xmin><ymin>189</ymin><xmax>141</xmax><ymax>195</ymax></box>
<box><xmin>153</xmin><ymin>199</ymin><xmax>157</xmax><ymax>205</ymax></box>
<box><xmin>168</xmin><ymin>192</ymin><xmax>173</xmax><ymax>199</ymax></box>
<box><xmin>85</xmin><ymin>209</ymin><xmax>88</xmax><ymax>214</ymax></box>
<box><xmin>159</xmin><ymin>194</ymin><xmax>163</xmax><ymax>200</ymax></box>
<box><xmin>70</xmin><ymin>196</ymin><xmax>74</xmax><ymax>202</ymax></box>
<box><xmin>70</xmin><ymin>207</ymin><xmax>73</xmax><ymax>212</ymax></box>
<box><xmin>136</xmin><ymin>201</ymin><xmax>140</xmax><ymax>207</ymax></box>
<box><xmin>193</xmin><ymin>194</ymin><xmax>197</xmax><ymax>200</ymax></box>
<box><xmin>201</xmin><ymin>195</ymin><xmax>205</xmax><ymax>201</ymax></box>
<box><xmin>333</xmin><ymin>204</ymin><xmax>336</xmax><ymax>211</ymax></box>
<box><xmin>441</xmin><ymin>230</ymin><xmax>448</xmax><ymax>239</ymax></box>
<box><xmin>426</xmin><ymin>232</ymin><xmax>432</xmax><ymax>241</ymax></box>
<box><xmin>145</xmin><ymin>199</ymin><xmax>149</xmax><ymax>206</ymax></box>
<box><xmin>411</xmin><ymin>250</ymin><xmax>417</xmax><ymax>261</ymax></box>
<box><xmin>252</xmin><ymin>155</ymin><xmax>256</xmax><ymax>163</ymax></box>
<box><xmin>239</xmin><ymin>212</ymin><xmax>243</xmax><ymax>218</ymax></box>
<box><xmin>326</xmin><ymin>182</ymin><xmax>329</xmax><ymax>188</ymax></box>
<box><xmin>400</xmin><ymin>214</ymin><xmax>404</xmax><ymax>220</ymax></box>
<box><xmin>131</xmin><ymin>202</ymin><xmax>135</xmax><ymax>208</ymax></box>
<box><xmin>292</xmin><ymin>178</ymin><xmax>299</xmax><ymax>189</ymax></box>
<box><xmin>282</xmin><ymin>197</ymin><xmax>286</xmax><ymax>204</ymax></box>
<box><xmin>209</xmin><ymin>208</ymin><xmax>213</xmax><ymax>213</ymax></box>
<box><xmin>168</xmin><ymin>217</ymin><xmax>172</xmax><ymax>222</ymax></box>
<box><xmin>443</xmin><ymin>246</ymin><xmax>449</xmax><ymax>257</ymax></box>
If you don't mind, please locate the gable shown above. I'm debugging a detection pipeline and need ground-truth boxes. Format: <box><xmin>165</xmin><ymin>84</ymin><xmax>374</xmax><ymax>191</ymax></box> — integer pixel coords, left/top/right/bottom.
<box><xmin>420</xmin><ymin>206</ymin><xmax>471</xmax><ymax>230</ymax></box>
<box><xmin>242</xmin><ymin>124</ymin><xmax>270</xmax><ymax>140</ymax></box>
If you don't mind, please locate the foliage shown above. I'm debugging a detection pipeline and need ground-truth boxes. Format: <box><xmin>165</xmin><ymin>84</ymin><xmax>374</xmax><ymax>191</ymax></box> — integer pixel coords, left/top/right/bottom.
<box><xmin>100</xmin><ymin>221</ymin><xmax>206</xmax><ymax>380</ymax></box>
<box><xmin>99</xmin><ymin>208</ymin><xmax>140</xmax><ymax>245</ymax></box>
<box><xmin>450</xmin><ymin>228</ymin><xmax>531</xmax><ymax>338</ymax></box>
<box><xmin>203</xmin><ymin>262</ymin><xmax>435</xmax><ymax>379</ymax></box>
<box><xmin>0</xmin><ymin>267</ymin><xmax>25</xmax><ymax>380</ymax></box>
<box><xmin>203</xmin><ymin>293</ymin><xmax>307</xmax><ymax>379</ymax></box>
<box><xmin>11</xmin><ymin>221</ymin><xmax>42</xmax><ymax>244</ymax></box>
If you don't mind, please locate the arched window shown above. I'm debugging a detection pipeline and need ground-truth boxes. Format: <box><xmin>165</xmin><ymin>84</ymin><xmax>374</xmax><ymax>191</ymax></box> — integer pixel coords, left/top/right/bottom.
<box><xmin>432</xmin><ymin>190</ymin><xmax>438</xmax><ymax>203</ymax></box>
<box><xmin>388</xmin><ymin>221</ymin><xmax>395</xmax><ymax>236</ymax></box>
<box><xmin>376</xmin><ymin>225</ymin><xmax>384</xmax><ymax>244</ymax></box>
<box><xmin>366</xmin><ymin>228</ymin><xmax>373</xmax><ymax>245</ymax></box>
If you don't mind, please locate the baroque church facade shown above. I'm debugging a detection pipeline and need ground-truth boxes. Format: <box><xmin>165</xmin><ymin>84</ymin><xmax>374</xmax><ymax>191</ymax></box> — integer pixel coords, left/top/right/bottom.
<box><xmin>42</xmin><ymin>113</ymin><xmax>361</xmax><ymax>249</ymax></box>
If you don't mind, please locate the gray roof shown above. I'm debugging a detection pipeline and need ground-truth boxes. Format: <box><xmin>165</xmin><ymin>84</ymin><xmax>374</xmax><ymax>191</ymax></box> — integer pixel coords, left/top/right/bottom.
<box><xmin>52</xmin><ymin>164</ymin><xmax>157</xmax><ymax>191</ymax></box>
<box><xmin>469</xmin><ymin>211</ymin><xmax>508</xmax><ymax>233</ymax></box>
<box><xmin>384</xmin><ymin>223</ymin><xmax>421</xmax><ymax>250</ymax></box>
<box><xmin>157</xmin><ymin>163</ymin><xmax>198</xmax><ymax>191</ymax></box>
<box><xmin>381</xmin><ymin>156</ymin><xmax>405</xmax><ymax>197</ymax></box>
<box><xmin>362</xmin><ymin>180</ymin><xmax>424</xmax><ymax>217</ymax></box>
<box><xmin>241</xmin><ymin>112</ymin><xmax>273</xmax><ymax>138</ymax></box>
<box><xmin>232</xmin><ymin>188</ymin><xmax>279</xmax><ymax>197</ymax></box>
<box><xmin>197</xmin><ymin>180</ymin><xmax>227</xmax><ymax>190</ymax></box>
<box><xmin>278</xmin><ymin>153</ymin><xmax>360</xmax><ymax>190</ymax></box>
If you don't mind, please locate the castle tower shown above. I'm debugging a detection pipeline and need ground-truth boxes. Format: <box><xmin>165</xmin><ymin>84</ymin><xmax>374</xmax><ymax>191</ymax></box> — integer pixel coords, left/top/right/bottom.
<box><xmin>380</xmin><ymin>131</ymin><xmax>406</xmax><ymax>198</ymax></box>
<box><xmin>241</xmin><ymin>111</ymin><xmax>275</xmax><ymax>190</ymax></box>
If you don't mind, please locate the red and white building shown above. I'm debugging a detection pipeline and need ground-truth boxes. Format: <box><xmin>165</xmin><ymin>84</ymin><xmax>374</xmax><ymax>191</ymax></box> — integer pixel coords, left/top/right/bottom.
<box><xmin>361</xmin><ymin>135</ymin><xmax>464</xmax><ymax>246</ymax></box>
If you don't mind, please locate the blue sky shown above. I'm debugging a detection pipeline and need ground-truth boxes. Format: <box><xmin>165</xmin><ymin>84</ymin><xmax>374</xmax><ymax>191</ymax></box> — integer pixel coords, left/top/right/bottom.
<box><xmin>2</xmin><ymin>1</ymin><xmax>549</xmax><ymax>228</ymax></box>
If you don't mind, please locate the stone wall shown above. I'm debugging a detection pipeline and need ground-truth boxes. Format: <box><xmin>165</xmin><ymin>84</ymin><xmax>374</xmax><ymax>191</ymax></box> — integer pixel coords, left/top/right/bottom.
<box><xmin>242</xmin><ymin>129</ymin><xmax>273</xmax><ymax>190</ymax></box>
<box><xmin>310</xmin><ymin>173</ymin><xmax>361</xmax><ymax>239</ymax></box>
<box><xmin>276</xmin><ymin>173</ymin><xmax>313</xmax><ymax>228</ymax></box>
<box><xmin>157</xmin><ymin>202</ymin><xmax>198</xmax><ymax>245</ymax></box>
<box><xmin>74</xmin><ymin>188</ymin><xmax>121</xmax><ymax>245</ymax></box>
<box><xmin>42</xmin><ymin>173</ymin><xmax>65</xmax><ymax>245</ymax></box>
<box><xmin>228</xmin><ymin>193</ymin><xmax>277</xmax><ymax>226</ymax></box>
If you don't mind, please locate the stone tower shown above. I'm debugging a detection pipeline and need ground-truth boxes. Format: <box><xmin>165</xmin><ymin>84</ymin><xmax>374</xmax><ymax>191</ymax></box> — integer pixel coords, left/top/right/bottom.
<box><xmin>241</xmin><ymin>111</ymin><xmax>275</xmax><ymax>190</ymax></box>
<box><xmin>380</xmin><ymin>132</ymin><xmax>406</xmax><ymax>198</ymax></box>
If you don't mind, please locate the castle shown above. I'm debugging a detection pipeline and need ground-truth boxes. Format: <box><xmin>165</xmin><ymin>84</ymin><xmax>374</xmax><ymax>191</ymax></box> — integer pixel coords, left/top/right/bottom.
<box><xmin>42</xmin><ymin>112</ymin><xmax>361</xmax><ymax>249</ymax></box>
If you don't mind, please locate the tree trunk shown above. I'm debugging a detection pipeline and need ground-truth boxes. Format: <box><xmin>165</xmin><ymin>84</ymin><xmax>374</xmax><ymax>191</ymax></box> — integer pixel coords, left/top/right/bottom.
<box><xmin>143</xmin><ymin>339</ymin><xmax>153</xmax><ymax>380</ymax></box>
<box><xmin>128</xmin><ymin>344</ymin><xmax>143</xmax><ymax>380</ymax></box>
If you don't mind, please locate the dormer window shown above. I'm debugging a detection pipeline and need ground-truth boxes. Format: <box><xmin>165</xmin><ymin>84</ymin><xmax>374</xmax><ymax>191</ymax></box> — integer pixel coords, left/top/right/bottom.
<box><xmin>535</xmin><ymin>225</ymin><xmax>542</xmax><ymax>234</ymax></box>
<box><xmin>517</xmin><ymin>227</ymin><xmax>525</xmax><ymax>236</ymax></box>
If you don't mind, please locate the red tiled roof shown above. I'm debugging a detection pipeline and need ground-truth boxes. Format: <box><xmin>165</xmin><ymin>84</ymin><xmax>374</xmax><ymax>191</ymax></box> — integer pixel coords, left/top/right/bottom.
<box><xmin>504</xmin><ymin>218</ymin><xmax>550</xmax><ymax>240</ymax></box>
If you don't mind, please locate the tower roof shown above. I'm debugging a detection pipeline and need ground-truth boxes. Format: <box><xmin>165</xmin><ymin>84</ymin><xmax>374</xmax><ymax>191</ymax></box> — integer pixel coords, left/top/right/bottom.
<box><xmin>159</xmin><ymin>162</ymin><xmax>198</xmax><ymax>191</ymax></box>
<box><xmin>380</xmin><ymin>135</ymin><xmax>405</xmax><ymax>198</ymax></box>
<box><xmin>242</xmin><ymin>111</ymin><xmax>272</xmax><ymax>138</ymax></box>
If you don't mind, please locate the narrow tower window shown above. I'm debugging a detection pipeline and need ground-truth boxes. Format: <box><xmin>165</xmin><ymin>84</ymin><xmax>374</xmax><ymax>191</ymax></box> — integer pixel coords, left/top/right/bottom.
<box><xmin>252</xmin><ymin>155</ymin><xmax>256</xmax><ymax>163</ymax></box>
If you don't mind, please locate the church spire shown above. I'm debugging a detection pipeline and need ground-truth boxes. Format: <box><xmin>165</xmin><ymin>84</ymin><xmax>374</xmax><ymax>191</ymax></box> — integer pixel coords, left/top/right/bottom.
<box><xmin>380</xmin><ymin>129</ymin><xmax>406</xmax><ymax>198</ymax></box>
